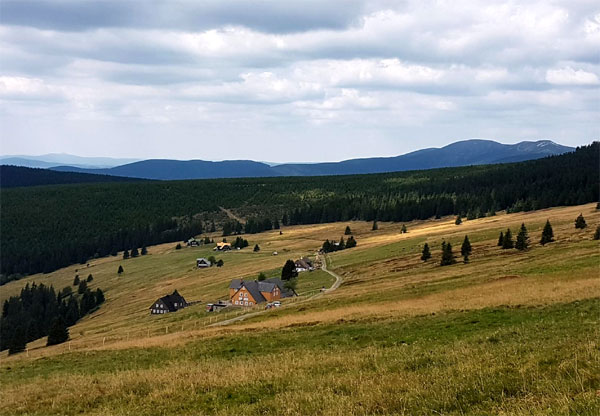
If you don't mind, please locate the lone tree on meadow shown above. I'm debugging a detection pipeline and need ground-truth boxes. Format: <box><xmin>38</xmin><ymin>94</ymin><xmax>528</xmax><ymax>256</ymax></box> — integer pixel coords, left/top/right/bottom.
<box><xmin>515</xmin><ymin>223</ymin><xmax>529</xmax><ymax>251</ymax></box>
<box><xmin>497</xmin><ymin>231</ymin><xmax>504</xmax><ymax>247</ymax></box>
<box><xmin>401</xmin><ymin>224</ymin><xmax>407</xmax><ymax>233</ymax></box>
<box><xmin>253</xmin><ymin>244</ymin><xmax>260</xmax><ymax>252</ymax></box>
<box><xmin>345</xmin><ymin>226</ymin><xmax>352</xmax><ymax>235</ymax></box>
<box><xmin>421</xmin><ymin>243</ymin><xmax>431</xmax><ymax>261</ymax></box>
<box><xmin>175</xmin><ymin>243</ymin><xmax>182</xmax><ymax>250</ymax></box>
<box><xmin>117</xmin><ymin>265</ymin><xmax>124</xmax><ymax>275</ymax></box>
<box><xmin>461</xmin><ymin>235</ymin><xmax>472</xmax><ymax>263</ymax></box>
<box><xmin>47</xmin><ymin>317</ymin><xmax>69</xmax><ymax>346</ymax></box>
<box><xmin>575</xmin><ymin>213</ymin><xmax>587</xmax><ymax>229</ymax></box>
<box><xmin>216</xmin><ymin>259</ymin><xmax>224</xmax><ymax>267</ymax></box>
<box><xmin>540</xmin><ymin>220</ymin><xmax>554</xmax><ymax>245</ymax></box>
<box><xmin>593</xmin><ymin>225</ymin><xmax>600</xmax><ymax>240</ymax></box>
<box><xmin>502</xmin><ymin>229</ymin><xmax>514</xmax><ymax>249</ymax></box>
<box><xmin>455</xmin><ymin>216</ymin><xmax>462</xmax><ymax>225</ymax></box>
<box><xmin>87</xmin><ymin>274</ymin><xmax>93</xmax><ymax>282</ymax></box>
<box><xmin>73</xmin><ymin>275</ymin><xmax>80</xmax><ymax>286</ymax></box>
<box><xmin>440</xmin><ymin>242</ymin><xmax>455</xmax><ymax>266</ymax></box>
<box><xmin>372</xmin><ymin>220</ymin><xmax>378</xmax><ymax>231</ymax></box>
<box><xmin>281</xmin><ymin>259</ymin><xmax>298</xmax><ymax>280</ymax></box>
<box><xmin>123</xmin><ymin>250</ymin><xmax>130</xmax><ymax>259</ymax></box>
<box><xmin>258</xmin><ymin>272</ymin><xmax>267</xmax><ymax>281</ymax></box>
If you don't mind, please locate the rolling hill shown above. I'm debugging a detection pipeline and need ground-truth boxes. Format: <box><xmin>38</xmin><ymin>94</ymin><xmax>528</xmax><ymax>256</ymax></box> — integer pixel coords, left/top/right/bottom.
<box><xmin>47</xmin><ymin>139</ymin><xmax>574</xmax><ymax>180</ymax></box>
<box><xmin>0</xmin><ymin>165</ymin><xmax>146</xmax><ymax>188</ymax></box>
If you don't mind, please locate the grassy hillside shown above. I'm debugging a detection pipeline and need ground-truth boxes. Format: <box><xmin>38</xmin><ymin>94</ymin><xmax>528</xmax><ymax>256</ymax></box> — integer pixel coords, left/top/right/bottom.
<box><xmin>1</xmin><ymin>143</ymin><xmax>598</xmax><ymax>280</ymax></box>
<box><xmin>1</xmin><ymin>203</ymin><xmax>598</xmax><ymax>415</ymax></box>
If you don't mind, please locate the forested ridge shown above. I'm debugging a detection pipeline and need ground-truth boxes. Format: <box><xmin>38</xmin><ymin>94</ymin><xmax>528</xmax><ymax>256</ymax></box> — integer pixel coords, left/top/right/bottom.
<box><xmin>1</xmin><ymin>143</ymin><xmax>597</xmax><ymax>283</ymax></box>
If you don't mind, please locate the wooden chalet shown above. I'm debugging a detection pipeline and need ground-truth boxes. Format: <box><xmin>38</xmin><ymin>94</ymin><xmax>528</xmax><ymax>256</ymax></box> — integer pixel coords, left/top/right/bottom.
<box><xmin>149</xmin><ymin>290</ymin><xmax>188</xmax><ymax>314</ymax></box>
<box><xmin>229</xmin><ymin>278</ymin><xmax>296</xmax><ymax>306</ymax></box>
<box><xmin>214</xmin><ymin>242</ymin><xmax>232</xmax><ymax>251</ymax></box>
<box><xmin>196</xmin><ymin>257</ymin><xmax>211</xmax><ymax>268</ymax></box>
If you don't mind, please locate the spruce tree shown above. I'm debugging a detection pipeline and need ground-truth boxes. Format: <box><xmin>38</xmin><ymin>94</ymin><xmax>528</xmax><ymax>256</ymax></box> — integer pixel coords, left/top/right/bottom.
<box><xmin>440</xmin><ymin>242</ymin><xmax>455</xmax><ymax>266</ymax></box>
<box><xmin>117</xmin><ymin>265</ymin><xmax>124</xmax><ymax>275</ymax></box>
<box><xmin>515</xmin><ymin>223</ymin><xmax>529</xmax><ymax>251</ymax></box>
<box><xmin>87</xmin><ymin>274</ymin><xmax>93</xmax><ymax>282</ymax></box>
<box><xmin>273</xmin><ymin>219</ymin><xmax>280</xmax><ymax>230</ymax></box>
<box><xmin>73</xmin><ymin>275</ymin><xmax>80</xmax><ymax>286</ymax></box>
<box><xmin>47</xmin><ymin>317</ymin><xmax>69</xmax><ymax>346</ymax></box>
<box><xmin>344</xmin><ymin>226</ymin><xmax>352</xmax><ymax>235</ymax></box>
<box><xmin>94</xmin><ymin>288</ymin><xmax>105</xmax><ymax>304</ymax></box>
<box><xmin>575</xmin><ymin>213</ymin><xmax>587</xmax><ymax>229</ymax></box>
<box><xmin>175</xmin><ymin>243</ymin><xmax>182</xmax><ymax>250</ymax></box>
<box><xmin>338</xmin><ymin>236</ymin><xmax>346</xmax><ymax>250</ymax></box>
<box><xmin>421</xmin><ymin>243</ymin><xmax>431</xmax><ymax>261</ymax></box>
<box><xmin>372</xmin><ymin>220</ymin><xmax>378</xmax><ymax>231</ymax></box>
<box><xmin>8</xmin><ymin>326</ymin><xmax>27</xmax><ymax>355</ymax></box>
<box><xmin>401</xmin><ymin>224</ymin><xmax>407</xmax><ymax>233</ymax></box>
<box><xmin>346</xmin><ymin>236</ymin><xmax>357</xmax><ymax>248</ymax></box>
<box><xmin>131</xmin><ymin>247</ymin><xmax>139</xmax><ymax>257</ymax></box>
<box><xmin>78</xmin><ymin>280</ymin><xmax>87</xmax><ymax>294</ymax></box>
<box><xmin>497</xmin><ymin>231</ymin><xmax>504</xmax><ymax>247</ymax></box>
<box><xmin>123</xmin><ymin>250</ymin><xmax>129</xmax><ymax>259</ymax></box>
<box><xmin>253</xmin><ymin>244</ymin><xmax>260</xmax><ymax>252</ymax></box>
<box><xmin>322</xmin><ymin>240</ymin><xmax>332</xmax><ymax>253</ymax></box>
<box><xmin>461</xmin><ymin>235</ymin><xmax>472</xmax><ymax>262</ymax></box>
<box><xmin>455</xmin><ymin>216</ymin><xmax>462</xmax><ymax>225</ymax></box>
<box><xmin>594</xmin><ymin>225</ymin><xmax>600</xmax><ymax>240</ymax></box>
<box><xmin>141</xmin><ymin>246</ymin><xmax>147</xmax><ymax>255</ymax></box>
<box><xmin>502</xmin><ymin>229</ymin><xmax>514</xmax><ymax>249</ymax></box>
<box><xmin>216</xmin><ymin>259</ymin><xmax>224</xmax><ymax>267</ymax></box>
<box><xmin>258</xmin><ymin>272</ymin><xmax>266</xmax><ymax>281</ymax></box>
<box><xmin>540</xmin><ymin>220</ymin><xmax>554</xmax><ymax>245</ymax></box>
<box><xmin>281</xmin><ymin>260</ymin><xmax>298</xmax><ymax>280</ymax></box>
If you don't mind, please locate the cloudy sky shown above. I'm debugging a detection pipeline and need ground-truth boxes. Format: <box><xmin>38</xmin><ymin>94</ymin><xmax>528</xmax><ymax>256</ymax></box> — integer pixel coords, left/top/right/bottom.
<box><xmin>1</xmin><ymin>0</ymin><xmax>598</xmax><ymax>162</ymax></box>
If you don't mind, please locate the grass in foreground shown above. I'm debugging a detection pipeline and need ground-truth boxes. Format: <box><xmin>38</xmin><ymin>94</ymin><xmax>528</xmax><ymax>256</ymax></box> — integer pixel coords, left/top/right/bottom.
<box><xmin>1</xmin><ymin>299</ymin><xmax>598</xmax><ymax>415</ymax></box>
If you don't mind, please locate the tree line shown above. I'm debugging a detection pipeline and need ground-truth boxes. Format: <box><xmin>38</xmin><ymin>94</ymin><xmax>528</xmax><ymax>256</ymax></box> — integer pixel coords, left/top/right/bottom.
<box><xmin>1</xmin><ymin>281</ymin><xmax>105</xmax><ymax>354</ymax></box>
<box><xmin>1</xmin><ymin>143</ymin><xmax>597</xmax><ymax>283</ymax></box>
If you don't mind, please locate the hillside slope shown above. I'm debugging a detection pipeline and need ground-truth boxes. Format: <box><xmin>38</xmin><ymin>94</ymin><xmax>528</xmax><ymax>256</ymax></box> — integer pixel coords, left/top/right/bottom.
<box><xmin>0</xmin><ymin>165</ymin><xmax>145</xmax><ymax>188</ymax></box>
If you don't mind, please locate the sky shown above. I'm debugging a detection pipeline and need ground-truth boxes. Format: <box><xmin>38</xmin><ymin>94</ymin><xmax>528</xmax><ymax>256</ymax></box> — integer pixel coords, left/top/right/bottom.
<box><xmin>0</xmin><ymin>0</ymin><xmax>598</xmax><ymax>162</ymax></box>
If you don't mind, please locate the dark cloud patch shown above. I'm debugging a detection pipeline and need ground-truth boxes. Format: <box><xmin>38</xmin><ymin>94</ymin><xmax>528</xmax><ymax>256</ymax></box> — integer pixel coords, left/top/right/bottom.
<box><xmin>1</xmin><ymin>0</ymin><xmax>365</xmax><ymax>33</ymax></box>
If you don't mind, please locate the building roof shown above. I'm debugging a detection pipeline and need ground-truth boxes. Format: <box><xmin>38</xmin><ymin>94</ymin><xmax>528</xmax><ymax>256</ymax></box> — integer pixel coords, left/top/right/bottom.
<box><xmin>295</xmin><ymin>257</ymin><xmax>313</xmax><ymax>269</ymax></box>
<box><xmin>150</xmin><ymin>290</ymin><xmax>187</xmax><ymax>311</ymax></box>
<box><xmin>197</xmin><ymin>257</ymin><xmax>211</xmax><ymax>264</ymax></box>
<box><xmin>216</xmin><ymin>242</ymin><xmax>231</xmax><ymax>248</ymax></box>
<box><xmin>229</xmin><ymin>277</ymin><xmax>296</xmax><ymax>301</ymax></box>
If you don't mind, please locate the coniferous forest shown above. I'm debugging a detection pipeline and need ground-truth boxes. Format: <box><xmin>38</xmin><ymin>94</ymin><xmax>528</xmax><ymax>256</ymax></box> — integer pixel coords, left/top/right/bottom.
<box><xmin>0</xmin><ymin>282</ymin><xmax>105</xmax><ymax>353</ymax></box>
<box><xmin>0</xmin><ymin>143</ymin><xmax>597</xmax><ymax>283</ymax></box>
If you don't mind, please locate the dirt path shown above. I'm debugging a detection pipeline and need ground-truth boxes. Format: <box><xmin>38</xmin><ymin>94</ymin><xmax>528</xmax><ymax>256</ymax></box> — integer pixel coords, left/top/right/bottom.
<box><xmin>219</xmin><ymin>206</ymin><xmax>245</xmax><ymax>224</ymax></box>
<box><xmin>210</xmin><ymin>254</ymin><xmax>342</xmax><ymax>327</ymax></box>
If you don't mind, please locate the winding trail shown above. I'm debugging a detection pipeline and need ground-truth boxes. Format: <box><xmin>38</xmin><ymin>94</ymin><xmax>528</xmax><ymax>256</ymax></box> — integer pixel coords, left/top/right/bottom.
<box><xmin>209</xmin><ymin>254</ymin><xmax>343</xmax><ymax>327</ymax></box>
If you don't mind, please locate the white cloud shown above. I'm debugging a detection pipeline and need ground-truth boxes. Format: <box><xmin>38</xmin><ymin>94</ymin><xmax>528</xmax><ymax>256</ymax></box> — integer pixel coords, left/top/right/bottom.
<box><xmin>546</xmin><ymin>67</ymin><xmax>599</xmax><ymax>85</ymax></box>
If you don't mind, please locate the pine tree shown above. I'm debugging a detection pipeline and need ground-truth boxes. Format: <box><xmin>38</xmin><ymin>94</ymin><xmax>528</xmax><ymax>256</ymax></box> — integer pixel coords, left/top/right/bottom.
<box><xmin>123</xmin><ymin>250</ymin><xmax>130</xmax><ymax>259</ymax></box>
<box><xmin>94</xmin><ymin>288</ymin><xmax>105</xmax><ymax>304</ymax></box>
<box><xmin>73</xmin><ymin>275</ymin><xmax>80</xmax><ymax>286</ymax></box>
<box><xmin>117</xmin><ymin>265</ymin><xmax>124</xmax><ymax>275</ymax></box>
<box><xmin>344</xmin><ymin>226</ymin><xmax>352</xmax><ymax>235</ymax></box>
<box><xmin>455</xmin><ymin>216</ymin><xmax>462</xmax><ymax>225</ymax></box>
<box><xmin>594</xmin><ymin>225</ymin><xmax>600</xmax><ymax>240</ymax></box>
<box><xmin>502</xmin><ymin>229</ymin><xmax>514</xmax><ymax>249</ymax></box>
<box><xmin>281</xmin><ymin>260</ymin><xmax>298</xmax><ymax>280</ymax></box>
<box><xmin>131</xmin><ymin>247</ymin><xmax>139</xmax><ymax>257</ymax></box>
<box><xmin>461</xmin><ymin>235</ymin><xmax>472</xmax><ymax>262</ymax></box>
<box><xmin>87</xmin><ymin>274</ymin><xmax>93</xmax><ymax>282</ymax></box>
<box><xmin>575</xmin><ymin>213</ymin><xmax>587</xmax><ymax>229</ymax></box>
<box><xmin>540</xmin><ymin>220</ymin><xmax>554</xmax><ymax>245</ymax></box>
<box><xmin>421</xmin><ymin>243</ymin><xmax>431</xmax><ymax>261</ymax></box>
<box><xmin>8</xmin><ymin>325</ymin><xmax>27</xmax><ymax>355</ymax></box>
<box><xmin>253</xmin><ymin>244</ymin><xmax>260</xmax><ymax>252</ymax></box>
<box><xmin>372</xmin><ymin>220</ymin><xmax>378</xmax><ymax>231</ymax></box>
<box><xmin>497</xmin><ymin>231</ymin><xmax>504</xmax><ymax>247</ymax></box>
<box><xmin>515</xmin><ymin>223</ymin><xmax>529</xmax><ymax>251</ymax></box>
<box><xmin>401</xmin><ymin>224</ymin><xmax>407</xmax><ymax>233</ymax></box>
<box><xmin>346</xmin><ymin>236</ymin><xmax>357</xmax><ymax>248</ymax></box>
<box><xmin>440</xmin><ymin>242</ymin><xmax>455</xmax><ymax>266</ymax></box>
<box><xmin>46</xmin><ymin>317</ymin><xmax>69</xmax><ymax>346</ymax></box>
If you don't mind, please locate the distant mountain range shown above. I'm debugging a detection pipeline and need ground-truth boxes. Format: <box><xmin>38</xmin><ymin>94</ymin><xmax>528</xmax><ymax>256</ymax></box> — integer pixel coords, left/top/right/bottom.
<box><xmin>0</xmin><ymin>154</ymin><xmax>139</xmax><ymax>169</ymax></box>
<box><xmin>1</xmin><ymin>139</ymin><xmax>575</xmax><ymax>182</ymax></box>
